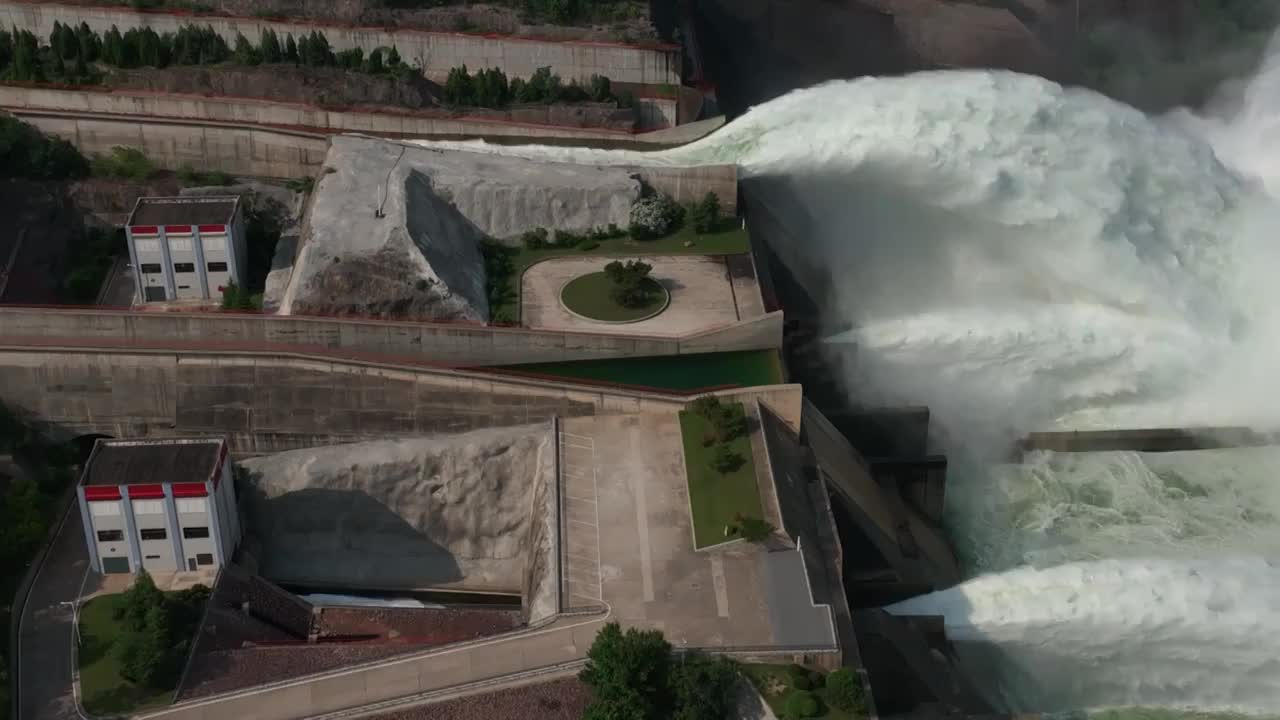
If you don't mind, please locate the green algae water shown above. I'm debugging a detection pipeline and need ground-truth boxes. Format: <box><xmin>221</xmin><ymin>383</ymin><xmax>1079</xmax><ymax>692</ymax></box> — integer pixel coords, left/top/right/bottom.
<box><xmin>488</xmin><ymin>349</ymin><xmax>784</xmax><ymax>391</ymax></box>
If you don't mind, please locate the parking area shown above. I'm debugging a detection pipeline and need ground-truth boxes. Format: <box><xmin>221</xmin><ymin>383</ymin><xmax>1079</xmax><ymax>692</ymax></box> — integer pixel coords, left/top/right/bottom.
<box><xmin>559</xmin><ymin>413</ymin><xmax>800</xmax><ymax>649</ymax></box>
<box><xmin>559</xmin><ymin>430</ymin><xmax>603</xmax><ymax>610</ymax></box>
<box><xmin>521</xmin><ymin>255</ymin><xmax>741</xmax><ymax>335</ymax></box>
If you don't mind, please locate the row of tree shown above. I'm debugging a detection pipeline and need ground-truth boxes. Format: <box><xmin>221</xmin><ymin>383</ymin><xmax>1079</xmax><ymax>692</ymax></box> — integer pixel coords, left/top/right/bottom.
<box><xmin>0</xmin><ymin>115</ymin><xmax>89</xmax><ymax>180</ymax></box>
<box><xmin>442</xmin><ymin>64</ymin><xmax>618</xmax><ymax>108</ymax></box>
<box><xmin>0</xmin><ymin>21</ymin><xmax>412</xmax><ymax>84</ymax></box>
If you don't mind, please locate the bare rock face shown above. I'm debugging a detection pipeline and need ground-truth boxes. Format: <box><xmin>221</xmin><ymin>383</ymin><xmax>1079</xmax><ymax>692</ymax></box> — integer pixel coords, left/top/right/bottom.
<box><xmin>239</xmin><ymin>425</ymin><xmax>554</xmax><ymax>593</ymax></box>
<box><xmin>281</xmin><ymin>135</ymin><xmax>643</xmax><ymax>320</ymax></box>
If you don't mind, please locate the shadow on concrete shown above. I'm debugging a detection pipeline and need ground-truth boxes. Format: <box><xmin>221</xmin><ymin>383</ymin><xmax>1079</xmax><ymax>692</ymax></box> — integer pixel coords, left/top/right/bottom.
<box><xmin>239</xmin><ymin>483</ymin><xmax>465</xmax><ymax>591</ymax></box>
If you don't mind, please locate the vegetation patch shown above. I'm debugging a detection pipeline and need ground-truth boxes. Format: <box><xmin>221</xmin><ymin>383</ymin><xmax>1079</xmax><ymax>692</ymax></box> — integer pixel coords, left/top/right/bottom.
<box><xmin>678</xmin><ymin>398</ymin><xmax>766</xmax><ymax>549</ymax></box>
<box><xmin>741</xmin><ymin>664</ymin><xmax>868</xmax><ymax>720</ymax></box>
<box><xmin>560</xmin><ymin>270</ymin><xmax>667</xmax><ymax>322</ymax></box>
<box><xmin>78</xmin><ymin>572</ymin><xmax>210</xmax><ymax>716</ymax></box>
<box><xmin>580</xmin><ymin>622</ymin><xmax>739</xmax><ymax>720</ymax></box>
<box><xmin>484</xmin><ymin>196</ymin><xmax>746</xmax><ymax>323</ymax></box>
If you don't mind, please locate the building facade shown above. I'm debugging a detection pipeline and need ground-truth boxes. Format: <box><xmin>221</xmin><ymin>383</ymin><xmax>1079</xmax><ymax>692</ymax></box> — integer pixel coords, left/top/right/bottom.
<box><xmin>125</xmin><ymin>196</ymin><xmax>246</xmax><ymax>304</ymax></box>
<box><xmin>77</xmin><ymin>437</ymin><xmax>242</xmax><ymax>575</ymax></box>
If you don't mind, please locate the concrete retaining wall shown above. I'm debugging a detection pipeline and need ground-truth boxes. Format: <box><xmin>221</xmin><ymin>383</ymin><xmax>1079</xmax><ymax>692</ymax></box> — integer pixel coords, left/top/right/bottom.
<box><xmin>0</xmin><ymin>307</ymin><xmax>781</xmax><ymax>365</ymax></box>
<box><xmin>0</xmin><ymin>0</ymin><xmax>680</xmax><ymax>85</ymax></box>
<box><xmin>0</xmin><ymin>85</ymin><xmax>645</xmax><ymax>141</ymax></box>
<box><xmin>636</xmin><ymin>163</ymin><xmax>739</xmax><ymax>215</ymax></box>
<box><xmin>15</xmin><ymin>110</ymin><xmax>328</xmax><ymax>177</ymax></box>
<box><xmin>0</xmin><ymin>345</ymin><xmax>798</xmax><ymax>454</ymax></box>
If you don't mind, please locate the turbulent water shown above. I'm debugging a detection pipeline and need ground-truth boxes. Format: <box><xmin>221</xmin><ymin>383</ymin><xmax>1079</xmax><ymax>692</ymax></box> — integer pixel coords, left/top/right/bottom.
<box><xmin>414</xmin><ymin>67</ymin><xmax>1280</xmax><ymax>714</ymax></box>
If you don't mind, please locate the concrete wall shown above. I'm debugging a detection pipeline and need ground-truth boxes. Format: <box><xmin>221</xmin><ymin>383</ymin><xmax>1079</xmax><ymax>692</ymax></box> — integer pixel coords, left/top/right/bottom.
<box><xmin>0</xmin><ymin>307</ymin><xmax>781</xmax><ymax>365</ymax></box>
<box><xmin>0</xmin><ymin>346</ymin><xmax>799</xmax><ymax>454</ymax></box>
<box><xmin>0</xmin><ymin>0</ymin><xmax>680</xmax><ymax>85</ymax></box>
<box><xmin>636</xmin><ymin>164</ymin><xmax>739</xmax><ymax>215</ymax></box>
<box><xmin>15</xmin><ymin>111</ymin><xmax>328</xmax><ymax>178</ymax></box>
<box><xmin>0</xmin><ymin>85</ymin><xmax>646</xmax><ymax>141</ymax></box>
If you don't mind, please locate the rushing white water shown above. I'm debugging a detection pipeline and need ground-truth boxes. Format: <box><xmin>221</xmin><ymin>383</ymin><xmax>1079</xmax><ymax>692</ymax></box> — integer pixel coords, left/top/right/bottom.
<box><xmin>888</xmin><ymin>557</ymin><xmax>1280</xmax><ymax>714</ymax></box>
<box><xmin>413</xmin><ymin>67</ymin><xmax>1280</xmax><ymax>713</ymax></box>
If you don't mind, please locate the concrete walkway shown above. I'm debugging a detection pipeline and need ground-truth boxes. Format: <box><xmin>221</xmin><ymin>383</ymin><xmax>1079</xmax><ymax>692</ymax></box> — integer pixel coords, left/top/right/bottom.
<box><xmin>17</xmin><ymin>502</ymin><xmax>90</xmax><ymax>720</ymax></box>
<box><xmin>521</xmin><ymin>255</ymin><xmax>740</xmax><ymax>335</ymax></box>
<box><xmin>137</xmin><ymin>614</ymin><xmax>609</xmax><ymax>720</ymax></box>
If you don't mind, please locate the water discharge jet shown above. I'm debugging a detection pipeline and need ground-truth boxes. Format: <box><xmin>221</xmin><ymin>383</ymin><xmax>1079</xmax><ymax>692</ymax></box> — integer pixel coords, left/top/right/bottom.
<box><xmin>408</xmin><ymin>65</ymin><xmax>1280</xmax><ymax>714</ymax></box>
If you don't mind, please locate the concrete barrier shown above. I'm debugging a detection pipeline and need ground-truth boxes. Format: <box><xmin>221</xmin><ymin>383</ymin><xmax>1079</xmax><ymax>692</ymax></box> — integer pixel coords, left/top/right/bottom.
<box><xmin>0</xmin><ymin>85</ymin><xmax>648</xmax><ymax>141</ymax></box>
<box><xmin>0</xmin><ymin>307</ymin><xmax>781</xmax><ymax>365</ymax></box>
<box><xmin>0</xmin><ymin>0</ymin><xmax>680</xmax><ymax>85</ymax></box>
<box><xmin>0</xmin><ymin>342</ymin><xmax>799</xmax><ymax>455</ymax></box>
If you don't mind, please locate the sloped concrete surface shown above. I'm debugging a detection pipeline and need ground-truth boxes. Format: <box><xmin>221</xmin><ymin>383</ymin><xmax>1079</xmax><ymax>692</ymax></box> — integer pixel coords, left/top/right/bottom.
<box><xmin>282</xmin><ymin>136</ymin><xmax>644</xmax><ymax>320</ymax></box>
<box><xmin>239</xmin><ymin>425</ymin><xmax>554</xmax><ymax>592</ymax></box>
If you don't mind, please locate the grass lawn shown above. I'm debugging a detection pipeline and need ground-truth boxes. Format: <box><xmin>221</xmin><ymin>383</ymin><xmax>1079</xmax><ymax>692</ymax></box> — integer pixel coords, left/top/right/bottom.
<box><xmin>491</xmin><ymin>349</ymin><xmax>784</xmax><ymax>391</ymax></box>
<box><xmin>492</xmin><ymin>223</ymin><xmax>750</xmax><ymax>321</ymax></box>
<box><xmin>78</xmin><ymin>594</ymin><xmax>176</xmax><ymax>716</ymax></box>
<box><xmin>678</xmin><ymin>406</ymin><xmax>765</xmax><ymax>549</ymax></box>
<box><xmin>560</xmin><ymin>272</ymin><xmax>668</xmax><ymax>322</ymax></box>
<box><xmin>740</xmin><ymin>664</ymin><xmax>865</xmax><ymax>720</ymax></box>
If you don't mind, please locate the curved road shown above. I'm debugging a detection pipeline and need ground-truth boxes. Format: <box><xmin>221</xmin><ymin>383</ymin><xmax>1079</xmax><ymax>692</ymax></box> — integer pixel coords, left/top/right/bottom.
<box><xmin>17</xmin><ymin>503</ymin><xmax>89</xmax><ymax>720</ymax></box>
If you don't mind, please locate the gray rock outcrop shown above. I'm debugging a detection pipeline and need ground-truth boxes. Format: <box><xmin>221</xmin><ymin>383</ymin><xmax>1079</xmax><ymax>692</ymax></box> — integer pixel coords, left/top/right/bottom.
<box><xmin>280</xmin><ymin>135</ymin><xmax>643</xmax><ymax>320</ymax></box>
<box><xmin>238</xmin><ymin>425</ymin><xmax>554</xmax><ymax>594</ymax></box>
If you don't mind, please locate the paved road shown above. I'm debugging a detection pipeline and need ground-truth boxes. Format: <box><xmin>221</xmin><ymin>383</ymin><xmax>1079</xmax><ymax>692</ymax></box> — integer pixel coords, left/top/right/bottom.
<box><xmin>18</xmin><ymin>503</ymin><xmax>89</xmax><ymax>720</ymax></box>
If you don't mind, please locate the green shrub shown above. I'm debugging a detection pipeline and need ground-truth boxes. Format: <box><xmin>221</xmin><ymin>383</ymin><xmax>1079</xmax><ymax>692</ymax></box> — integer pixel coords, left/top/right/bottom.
<box><xmin>784</xmin><ymin>690</ymin><xmax>820</xmax><ymax>719</ymax></box>
<box><xmin>710</xmin><ymin>444</ymin><xmax>744</xmax><ymax>474</ymax></box>
<box><xmin>0</xmin><ymin>116</ymin><xmax>90</xmax><ymax>180</ymax></box>
<box><xmin>809</xmin><ymin>670</ymin><xmax>825</xmax><ymax>689</ymax></box>
<box><xmin>827</xmin><ymin>668</ymin><xmax>866</xmax><ymax>713</ymax></box>
<box><xmin>91</xmin><ymin>146</ymin><xmax>155</xmax><ymax>180</ymax></box>
<box><xmin>788</xmin><ymin>664</ymin><xmax>811</xmax><ymax>690</ymax></box>
<box><xmin>689</xmin><ymin>191</ymin><xmax>722</xmax><ymax>234</ymax></box>
<box><xmin>738</xmin><ymin>516</ymin><xmax>774</xmax><ymax>542</ymax></box>
<box><xmin>604</xmin><ymin>259</ymin><xmax>655</xmax><ymax>308</ymax></box>
<box><xmin>629</xmin><ymin>193</ymin><xmax>683</xmax><ymax>240</ymax></box>
<box><xmin>522</xmin><ymin>227</ymin><xmax>550</xmax><ymax>250</ymax></box>
<box><xmin>286</xmin><ymin>176</ymin><xmax>315</xmax><ymax>194</ymax></box>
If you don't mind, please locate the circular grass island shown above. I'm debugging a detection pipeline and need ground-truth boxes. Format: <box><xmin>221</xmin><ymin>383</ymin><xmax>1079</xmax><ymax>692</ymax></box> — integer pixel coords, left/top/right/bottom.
<box><xmin>559</xmin><ymin>271</ymin><xmax>670</xmax><ymax>323</ymax></box>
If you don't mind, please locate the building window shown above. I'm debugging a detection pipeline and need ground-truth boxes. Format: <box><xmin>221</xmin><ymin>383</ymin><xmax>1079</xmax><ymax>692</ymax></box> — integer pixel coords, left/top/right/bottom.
<box><xmin>207</xmin><ymin>261</ymin><xmax>228</xmax><ymax>272</ymax></box>
<box><xmin>144</xmin><ymin>286</ymin><xmax>167</xmax><ymax>302</ymax></box>
<box><xmin>90</xmin><ymin>502</ymin><xmax>120</xmax><ymax>517</ymax></box>
<box><xmin>140</xmin><ymin>263</ymin><xmax>163</xmax><ymax>274</ymax></box>
<box><xmin>174</xmin><ymin>262</ymin><xmax>196</xmax><ymax>273</ymax></box>
<box><xmin>133</xmin><ymin>500</ymin><xmax>164</xmax><ymax>515</ymax></box>
<box><xmin>139</xmin><ymin>528</ymin><xmax>167</xmax><ymax>541</ymax></box>
<box><xmin>145</xmin><ymin>554</ymin><xmax>161</xmax><ymax>560</ymax></box>
<box><xmin>196</xmin><ymin>553</ymin><xmax>214</xmax><ymax>566</ymax></box>
<box><xmin>97</xmin><ymin>529</ymin><xmax>124</xmax><ymax>542</ymax></box>
<box><xmin>176</xmin><ymin>498</ymin><xmax>207</xmax><ymax>514</ymax></box>
<box><xmin>183</xmin><ymin>526</ymin><xmax>210</xmax><ymax>539</ymax></box>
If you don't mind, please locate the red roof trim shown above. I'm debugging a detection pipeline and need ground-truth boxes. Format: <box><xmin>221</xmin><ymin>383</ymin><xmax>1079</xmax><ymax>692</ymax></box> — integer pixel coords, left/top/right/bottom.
<box><xmin>127</xmin><ymin>484</ymin><xmax>166</xmax><ymax>500</ymax></box>
<box><xmin>171</xmin><ymin>482</ymin><xmax>209</xmax><ymax>498</ymax></box>
<box><xmin>165</xmin><ymin>225</ymin><xmax>193</xmax><ymax>234</ymax></box>
<box><xmin>197</xmin><ymin>224</ymin><xmax>226</xmax><ymax>233</ymax></box>
<box><xmin>131</xmin><ymin>225</ymin><xmax>159</xmax><ymax>235</ymax></box>
<box><xmin>84</xmin><ymin>486</ymin><xmax>122</xmax><ymax>501</ymax></box>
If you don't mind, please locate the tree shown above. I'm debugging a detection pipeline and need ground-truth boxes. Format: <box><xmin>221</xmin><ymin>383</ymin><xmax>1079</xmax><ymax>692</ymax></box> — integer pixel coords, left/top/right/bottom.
<box><xmin>77</xmin><ymin>21</ymin><xmax>99</xmax><ymax>61</ymax></box>
<box><xmin>260</xmin><ymin>28</ymin><xmax>282</xmax><ymax>63</ymax></box>
<box><xmin>783</xmin><ymin>690</ymin><xmax>821</xmax><ymax>719</ymax></box>
<box><xmin>603</xmin><ymin>259</ymin><xmax>656</xmax><ymax>308</ymax></box>
<box><xmin>386</xmin><ymin>44</ymin><xmax>401</xmax><ymax>67</ymax></box>
<box><xmin>690</xmin><ymin>191</ymin><xmax>721</xmax><ymax>234</ymax></box>
<box><xmin>671</xmin><ymin>653</ymin><xmax>737</xmax><ymax>720</ymax></box>
<box><xmin>826</xmin><ymin>668</ymin><xmax>866</xmax><ymax>713</ymax></box>
<box><xmin>0</xmin><ymin>116</ymin><xmax>89</xmax><ymax>180</ymax></box>
<box><xmin>710</xmin><ymin>444</ymin><xmax>744</xmax><ymax>474</ymax></box>
<box><xmin>588</xmin><ymin>73</ymin><xmax>612</xmax><ymax>102</ymax></box>
<box><xmin>443</xmin><ymin>64</ymin><xmax>474</xmax><ymax>105</ymax></box>
<box><xmin>51</xmin><ymin>50</ymin><xmax>67</xmax><ymax>79</ymax></box>
<box><xmin>284</xmin><ymin>33</ymin><xmax>298</xmax><ymax>62</ymax></box>
<box><xmin>233</xmin><ymin>32</ymin><xmax>258</xmax><ymax>65</ymax></box>
<box><xmin>364</xmin><ymin>47</ymin><xmax>384</xmax><ymax>74</ymax></box>
<box><xmin>580</xmin><ymin>623</ymin><xmax>673</xmax><ymax>720</ymax></box>
<box><xmin>102</xmin><ymin>25</ymin><xmax>123</xmax><ymax>66</ymax></box>
<box><xmin>629</xmin><ymin>194</ymin><xmax>682</xmax><ymax>240</ymax></box>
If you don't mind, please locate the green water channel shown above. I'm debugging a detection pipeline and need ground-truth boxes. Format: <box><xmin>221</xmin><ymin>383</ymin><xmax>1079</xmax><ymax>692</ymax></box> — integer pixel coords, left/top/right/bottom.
<box><xmin>486</xmin><ymin>349</ymin><xmax>785</xmax><ymax>391</ymax></box>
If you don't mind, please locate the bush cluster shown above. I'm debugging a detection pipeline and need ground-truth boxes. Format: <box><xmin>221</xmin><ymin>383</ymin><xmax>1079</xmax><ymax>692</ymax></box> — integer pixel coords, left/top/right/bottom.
<box><xmin>690</xmin><ymin>396</ymin><xmax>775</xmax><ymax>541</ymax></box>
<box><xmin>178</xmin><ymin>164</ymin><xmax>234</xmax><ymax>187</ymax></box>
<box><xmin>603</xmin><ymin>259</ymin><xmax>655</xmax><ymax>308</ymax></box>
<box><xmin>90</xmin><ymin>146</ymin><xmax>156</xmax><ymax>180</ymax></box>
<box><xmin>826</xmin><ymin>667</ymin><xmax>867</xmax><ymax>713</ymax></box>
<box><xmin>112</xmin><ymin>571</ymin><xmax>210</xmax><ymax>689</ymax></box>
<box><xmin>0</xmin><ymin>115</ymin><xmax>89</xmax><ymax>180</ymax></box>
<box><xmin>628</xmin><ymin>193</ymin><xmax>684</xmax><ymax>240</ymax></box>
<box><xmin>689</xmin><ymin>191</ymin><xmax>721</xmax><ymax>234</ymax></box>
<box><xmin>443</xmin><ymin>64</ymin><xmax>614</xmax><ymax>108</ymax></box>
<box><xmin>521</xmin><ymin>223</ymin><xmax>625</xmax><ymax>250</ymax></box>
<box><xmin>580</xmin><ymin>622</ymin><xmax>738</xmax><ymax>720</ymax></box>
<box><xmin>481</xmin><ymin>239</ymin><xmax>518</xmax><ymax>323</ymax></box>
